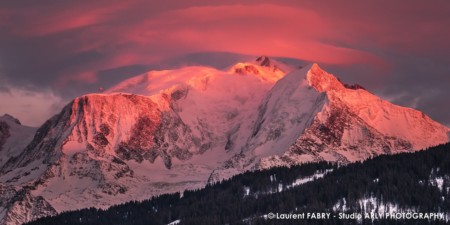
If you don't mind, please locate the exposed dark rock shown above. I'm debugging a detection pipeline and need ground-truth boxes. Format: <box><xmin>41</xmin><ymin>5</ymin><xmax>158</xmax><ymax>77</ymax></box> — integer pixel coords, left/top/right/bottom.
<box><xmin>99</xmin><ymin>182</ymin><xmax>127</xmax><ymax>195</ymax></box>
<box><xmin>344</xmin><ymin>83</ymin><xmax>366</xmax><ymax>90</ymax></box>
<box><xmin>0</xmin><ymin>187</ymin><xmax>57</xmax><ymax>225</ymax></box>
<box><xmin>256</xmin><ymin>56</ymin><xmax>271</xmax><ymax>67</ymax></box>
<box><xmin>115</xmin><ymin>115</ymin><xmax>158</xmax><ymax>163</ymax></box>
<box><xmin>1</xmin><ymin>114</ymin><xmax>22</xmax><ymax>125</ymax></box>
<box><xmin>0</xmin><ymin>121</ymin><xmax>10</xmax><ymax>151</ymax></box>
<box><xmin>336</xmin><ymin>77</ymin><xmax>366</xmax><ymax>90</ymax></box>
<box><xmin>99</xmin><ymin>123</ymin><xmax>110</xmax><ymax>136</ymax></box>
<box><xmin>93</xmin><ymin>132</ymin><xmax>109</xmax><ymax>148</ymax></box>
<box><xmin>234</xmin><ymin>65</ymin><xmax>260</xmax><ymax>75</ymax></box>
<box><xmin>170</xmin><ymin>87</ymin><xmax>189</xmax><ymax>101</ymax></box>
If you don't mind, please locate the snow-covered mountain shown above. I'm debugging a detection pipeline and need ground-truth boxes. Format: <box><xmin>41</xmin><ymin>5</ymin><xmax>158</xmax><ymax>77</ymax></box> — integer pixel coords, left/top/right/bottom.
<box><xmin>255</xmin><ymin>64</ymin><xmax>450</xmax><ymax>168</ymax></box>
<box><xmin>0</xmin><ymin>114</ymin><xmax>36</xmax><ymax>169</ymax></box>
<box><xmin>0</xmin><ymin>115</ymin><xmax>46</xmax><ymax>225</ymax></box>
<box><xmin>0</xmin><ymin>57</ymin><xmax>449</xmax><ymax>225</ymax></box>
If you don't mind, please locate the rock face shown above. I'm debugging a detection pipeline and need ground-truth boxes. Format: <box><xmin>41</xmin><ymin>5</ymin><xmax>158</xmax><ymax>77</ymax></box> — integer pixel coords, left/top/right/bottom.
<box><xmin>0</xmin><ymin>59</ymin><xmax>449</xmax><ymax>225</ymax></box>
<box><xmin>0</xmin><ymin>121</ymin><xmax>10</xmax><ymax>152</ymax></box>
<box><xmin>256</xmin><ymin>64</ymin><xmax>449</xmax><ymax>167</ymax></box>
<box><xmin>0</xmin><ymin>186</ymin><xmax>56</xmax><ymax>225</ymax></box>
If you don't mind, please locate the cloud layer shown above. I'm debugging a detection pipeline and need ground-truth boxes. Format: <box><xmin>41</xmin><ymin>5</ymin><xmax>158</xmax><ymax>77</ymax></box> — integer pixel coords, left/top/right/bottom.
<box><xmin>1</xmin><ymin>0</ymin><xmax>449</xmax><ymax>126</ymax></box>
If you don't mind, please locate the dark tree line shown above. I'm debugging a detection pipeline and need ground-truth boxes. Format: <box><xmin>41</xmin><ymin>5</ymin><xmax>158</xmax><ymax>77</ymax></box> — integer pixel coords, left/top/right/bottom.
<box><xmin>26</xmin><ymin>143</ymin><xmax>450</xmax><ymax>225</ymax></box>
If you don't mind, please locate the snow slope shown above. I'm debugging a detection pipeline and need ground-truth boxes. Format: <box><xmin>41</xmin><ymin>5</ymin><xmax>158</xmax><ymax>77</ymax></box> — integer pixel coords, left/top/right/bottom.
<box><xmin>307</xmin><ymin>64</ymin><xmax>449</xmax><ymax>150</ymax></box>
<box><xmin>256</xmin><ymin>64</ymin><xmax>449</xmax><ymax>167</ymax></box>
<box><xmin>0</xmin><ymin>114</ymin><xmax>36</xmax><ymax>168</ymax></box>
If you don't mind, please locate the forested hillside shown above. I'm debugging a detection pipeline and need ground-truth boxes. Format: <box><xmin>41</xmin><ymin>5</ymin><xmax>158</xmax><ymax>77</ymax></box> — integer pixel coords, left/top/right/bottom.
<box><xmin>27</xmin><ymin>143</ymin><xmax>450</xmax><ymax>225</ymax></box>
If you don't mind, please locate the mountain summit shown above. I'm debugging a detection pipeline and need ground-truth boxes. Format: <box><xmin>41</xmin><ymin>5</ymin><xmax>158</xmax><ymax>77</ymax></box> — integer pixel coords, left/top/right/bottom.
<box><xmin>0</xmin><ymin>58</ymin><xmax>448</xmax><ymax>225</ymax></box>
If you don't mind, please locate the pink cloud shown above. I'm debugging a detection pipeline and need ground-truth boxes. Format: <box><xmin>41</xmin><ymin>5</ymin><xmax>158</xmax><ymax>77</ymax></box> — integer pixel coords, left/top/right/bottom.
<box><xmin>132</xmin><ymin>4</ymin><xmax>384</xmax><ymax>65</ymax></box>
<box><xmin>57</xmin><ymin>71</ymin><xmax>97</xmax><ymax>87</ymax></box>
<box><xmin>5</xmin><ymin>1</ymin><xmax>134</xmax><ymax>36</ymax></box>
<box><xmin>2</xmin><ymin>0</ymin><xmax>449</xmax><ymax>88</ymax></box>
<box><xmin>7</xmin><ymin>3</ymin><xmax>387</xmax><ymax>67</ymax></box>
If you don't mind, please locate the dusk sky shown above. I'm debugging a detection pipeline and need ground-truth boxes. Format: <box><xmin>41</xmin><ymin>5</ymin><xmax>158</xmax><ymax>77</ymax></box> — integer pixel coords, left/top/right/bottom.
<box><xmin>0</xmin><ymin>0</ymin><xmax>449</xmax><ymax>126</ymax></box>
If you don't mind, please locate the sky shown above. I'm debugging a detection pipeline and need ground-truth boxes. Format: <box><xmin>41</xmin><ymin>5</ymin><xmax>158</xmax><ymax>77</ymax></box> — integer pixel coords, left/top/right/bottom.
<box><xmin>0</xmin><ymin>0</ymin><xmax>449</xmax><ymax>127</ymax></box>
